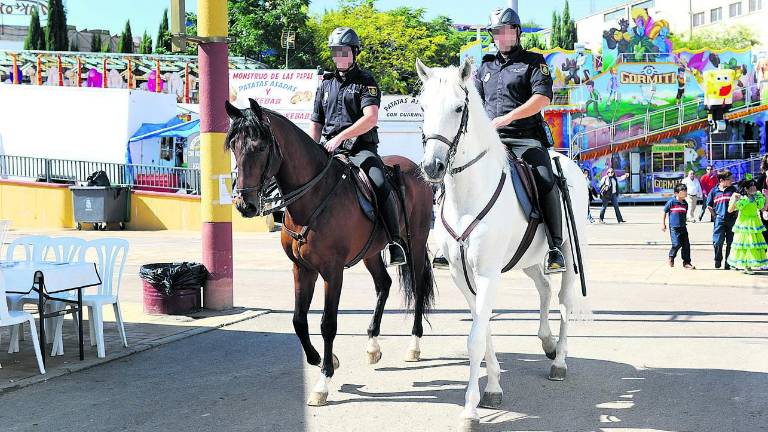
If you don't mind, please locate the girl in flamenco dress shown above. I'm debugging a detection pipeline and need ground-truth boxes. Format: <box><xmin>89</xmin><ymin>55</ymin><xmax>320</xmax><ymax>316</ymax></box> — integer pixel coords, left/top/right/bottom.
<box><xmin>727</xmin><ymin>176</ymin><xmax>768</xmax><ymax>274</ymax></box>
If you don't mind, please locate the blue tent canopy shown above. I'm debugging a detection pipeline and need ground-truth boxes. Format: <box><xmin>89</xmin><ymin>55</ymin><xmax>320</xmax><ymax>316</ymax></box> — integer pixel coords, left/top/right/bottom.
<box><xmin>129</xmin><ymin>118</ymin><xmax>200</xmax><ymax>142</ymax></box>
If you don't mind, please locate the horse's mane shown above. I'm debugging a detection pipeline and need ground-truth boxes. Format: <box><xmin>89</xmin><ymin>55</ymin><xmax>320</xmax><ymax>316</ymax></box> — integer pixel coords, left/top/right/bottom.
<box><xmin>419</xmin><ymin>65</ymin><xmax>509</xmax><ymax>168</ymax></box>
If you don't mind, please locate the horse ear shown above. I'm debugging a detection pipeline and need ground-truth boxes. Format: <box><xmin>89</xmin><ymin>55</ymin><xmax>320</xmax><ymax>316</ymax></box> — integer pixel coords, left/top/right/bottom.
<box><xmin>225</xmin><ymin>100</ymin><xmax>243</xmax><ymax>120</ymax></box>
<box><xmin>249</xmin><ymin>98</ymin><xmax>264</xmax><ymax>120</ymax></box>
<box><xmin>416</xmin><ymin>58</ymin><xmax>432</xmax><ymax>82</ymax></box>
<box><xmin>459</xmin><ymin>57</ymin><xmax>473</xmax><ymax>82</ymax></box>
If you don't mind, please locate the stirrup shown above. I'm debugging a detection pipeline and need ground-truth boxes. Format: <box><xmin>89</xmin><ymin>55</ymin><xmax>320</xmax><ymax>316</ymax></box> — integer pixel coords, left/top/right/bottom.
<box><xmin>383</xmin><ymin>241</ymin><xmax>407</xmax><ymax>267</ymax></box>
<box><xmin>544</xmin><ymin>248</ymin><xmax>566</xmax><ymax>274</ymax></box>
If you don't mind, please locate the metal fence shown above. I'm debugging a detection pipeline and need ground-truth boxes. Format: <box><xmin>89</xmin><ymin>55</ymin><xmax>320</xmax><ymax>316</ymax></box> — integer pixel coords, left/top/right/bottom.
<box><xmin>0</xmin><ymin>154</ymin><xmax>201</xmax><ymax>194</ymax></box>
<box><xmin>709</xmin><ymin>141</ymin><xmax>762</xmax><ymax>161</ymax></box>
<box><xmin>715</xmin><ymin>155</ymin><xmax>764</xmax><ymax>181</ymax></box>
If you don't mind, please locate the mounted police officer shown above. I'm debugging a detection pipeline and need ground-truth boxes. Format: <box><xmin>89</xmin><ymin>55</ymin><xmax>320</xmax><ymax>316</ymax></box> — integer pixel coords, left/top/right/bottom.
<box><xmin>475</xmin><ymin>7</ymin><xmax>565</xmax><ymax>273</ymax></box>
<box><xmin>310</xmin><ymin>27</ymin><xmax>407</xmax><ymax>266</ymax></box>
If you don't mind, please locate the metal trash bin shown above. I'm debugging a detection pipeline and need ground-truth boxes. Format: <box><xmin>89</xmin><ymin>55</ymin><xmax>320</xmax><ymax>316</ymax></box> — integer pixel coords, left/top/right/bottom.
<box><xmin>70</xmin><ymin>186</ymin><xmax>130</xmax><ymax>231</ymax></box>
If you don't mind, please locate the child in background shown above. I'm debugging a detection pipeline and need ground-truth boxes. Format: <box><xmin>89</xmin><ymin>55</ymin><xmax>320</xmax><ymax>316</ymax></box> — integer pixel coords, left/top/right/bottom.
<box><xmin>663</xmin><ymin>184</ymin><xmax>695</xmax><ymax>269</ymax></box>
<box><xmin>706</xmin><ymin>169</ymin><xmax>738</xmax><ymax>269</ymax></box>
<box><xmin>727</xmin><ymin>176</ymin><xmax>768</xmax><ymax>274</ymax></box>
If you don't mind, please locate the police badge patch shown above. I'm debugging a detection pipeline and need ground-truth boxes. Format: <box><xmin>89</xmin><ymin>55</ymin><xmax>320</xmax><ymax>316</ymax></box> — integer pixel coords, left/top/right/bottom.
<box><xmin>368</xmin><ymin>86</ymin><xmax>378</xmax><ymax>96</ymax></box>
<box><xmin>540</xmin><ymin>64</ymin><xmax>550</xmax><ymax>76</ymax></box>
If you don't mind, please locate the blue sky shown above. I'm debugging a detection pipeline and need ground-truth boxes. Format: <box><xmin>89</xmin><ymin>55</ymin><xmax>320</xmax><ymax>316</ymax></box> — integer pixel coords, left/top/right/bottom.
<box><xmin>2</xmin><ymin>0</ymin><xmax>627</xmax><ymax>42</ymax></box>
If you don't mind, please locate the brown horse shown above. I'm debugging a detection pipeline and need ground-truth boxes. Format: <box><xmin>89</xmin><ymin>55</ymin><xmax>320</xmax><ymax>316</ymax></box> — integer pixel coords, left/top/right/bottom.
<box><xmin>225</xmin><ymin>99</ymin><xmax>435</xmax><ymax>406</ymax></box>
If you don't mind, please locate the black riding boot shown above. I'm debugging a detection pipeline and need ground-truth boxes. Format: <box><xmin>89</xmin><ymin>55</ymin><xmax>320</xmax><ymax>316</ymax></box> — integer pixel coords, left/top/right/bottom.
<box><xmin>541</xmin><ymin>185</ymin><xmax>566</xmax><ymax>273</ymax></box>
<box><xmin>381</xmin><ymin>193</ymin><xmax>407</xmax><ymax>266</ymax></box>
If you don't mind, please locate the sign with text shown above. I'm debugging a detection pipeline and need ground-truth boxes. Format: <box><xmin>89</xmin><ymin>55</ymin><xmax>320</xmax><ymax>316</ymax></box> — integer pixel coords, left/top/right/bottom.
<box><xmin>229</xmin><ymin>69</ymin><xmax>319</xmax><ymax>122</ymax></box>
<box><xmin>0</xmin><ymin>0</ymin><xmax>48</xmax><ymax>16</ymax></box>
<box><xmin>379</xmin><ymin>95</ymin><xmax>422</xmax><ymax>121</ymax></box>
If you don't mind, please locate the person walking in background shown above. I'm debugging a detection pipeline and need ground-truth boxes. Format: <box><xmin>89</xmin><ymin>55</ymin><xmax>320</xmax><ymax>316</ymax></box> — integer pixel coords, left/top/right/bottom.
<box><xmin>699</xmin><ymin>165</ymin><xmax>718</xmax><ymax>221</ymax></box>
<box><xmin>756</xmin><ymin>154</ymin><xmax>768</xmax><ymax>248</ymax></box>
<box><xmin>681</xmin><ymin>170</ymin><xmax>702</xmax><ymax>222</ymax></box>
<box><xmin>662</xmin><ymin>184</ymin><xmax>695</xmax><ymax>269</ymax></box>
<box><xmin>726</xmin><ymin>176</ymin><xmax>767</xmax><ymax>274</ymax></box>
<box><xmin>706</xmin><ymin>169</ymin><xmax>738</xmax><ymax>269</ymax></box>
<box><xmin>583</xmin><ymin>168</ymin><xmax>597</xmax><ymax>223</ymax></box>
<box><xmin>599</xmin><ymin>167</ymin><xmax>629</xmax><ymax>223</ymax></box>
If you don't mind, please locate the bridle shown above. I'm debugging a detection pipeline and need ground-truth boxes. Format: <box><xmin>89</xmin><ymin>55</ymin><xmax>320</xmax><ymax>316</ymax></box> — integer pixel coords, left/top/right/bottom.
<box><xmin>231</xmin><ymin>115</ymin><xmax>333</xmax><ymax>216</ymax></box>
<box><xmin>421</xmin><ymin>86</ymin><xmax>486</xmax><ymax>176</ymax></box>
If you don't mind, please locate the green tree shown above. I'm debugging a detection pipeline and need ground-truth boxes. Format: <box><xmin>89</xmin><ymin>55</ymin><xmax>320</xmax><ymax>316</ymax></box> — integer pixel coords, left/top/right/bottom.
<box><xmin>90</xmin><ymin>33</ymin><xmax>102</xmax><ymax>52</ymax></box>
<box><xmin>139</xmin><ymin>31</ymin><xmax>153</xmax><ymax>54</ymax></box>
<box><xmin>313</xmin><ymin>0</ymin><xmax>456</xmax><ymax>94</ymax></box>
<box><xmin>119</xmin><ymin>20</ymin><xmax>134</xmax><ymax>53</ymax></box>
<box><xmin>550</xmin><ymin>11</ymin><xmax>561</xmax><ymax>49</ymax></box>
<box><xmin>155</xmin><ymin>8</ymin><xmax>172</xmax><ymax>54</ymax></box>
<box><xmin>102</xmin><ymin>37</ymin><xmax>112</xmax><ymax>53</ymax></box>
<box><xmin>228</xmin><ymin>0</ymin><xmax>318</xmax><ymax>68</ymax></box>
<box><xmin>561</xmin><ymin>0</ymin><xmax>576</xmax><ymax>50</ymax></box>
<box><xmin>522</xmin><ymin>32</ymin><xmax>547</xmax><ymax>50</ymax></box>
<box><xmin>670</xmin><ymin>25</ymin><xmax>759</xmax><ymax>50</ymax></box>
<box><xmin>45</xmin><ymin>0</ymin><xmax>68</xmax><ymax>51</ymax></box>
<box><xmin>24</xmin><ymin>7</ymin><xmax>43</xmax><ymax>50</ymax></box>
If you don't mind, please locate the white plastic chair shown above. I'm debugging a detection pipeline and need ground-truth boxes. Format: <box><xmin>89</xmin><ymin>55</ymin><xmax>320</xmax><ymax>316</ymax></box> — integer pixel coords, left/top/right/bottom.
<box><xmin>79</xmin><ymin>238</ymin><xmax>129</xmax><ymax>358</ymax></box>
<box><xmin>41</xmin><ymin>237</ymin><xmax>87</xmax><ymax>356</ymax></box>
<box><xmin>1</xmin><ymin>277</ymin><xmax>45</xmax><ymax>374</ymax></box>
<box><xmin>4</xmin><ymin>236</ymin><xmax>51</xmax><ymax>344</ymax></box>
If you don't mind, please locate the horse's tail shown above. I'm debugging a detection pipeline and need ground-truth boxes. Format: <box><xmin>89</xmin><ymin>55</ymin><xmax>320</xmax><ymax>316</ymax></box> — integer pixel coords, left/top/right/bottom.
<box><xmin>398</xmin><ymin>247</ymin><xmax>436</xmax><ymax>320</ymax></box>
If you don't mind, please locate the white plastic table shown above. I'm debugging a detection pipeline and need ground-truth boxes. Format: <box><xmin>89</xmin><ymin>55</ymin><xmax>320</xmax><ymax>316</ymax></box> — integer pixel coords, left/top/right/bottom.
<box><xmin>1</xmin><ymin>261</ymin><xmax>101</xmax><ymax>363</ymax></box>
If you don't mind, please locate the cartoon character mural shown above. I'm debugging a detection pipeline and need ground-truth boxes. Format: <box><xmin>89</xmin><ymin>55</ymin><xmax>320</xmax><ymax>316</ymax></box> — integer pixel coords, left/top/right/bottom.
<box><xmin>602</xmin><ymin>8</ymin><xmax>673</xmax><ymax>71</ymax></box>
<box><xmin>561</xmin><ymin>58</ymin><xmax>581</xmax><ymax>85</ymax></box>
<box><xmin>703</xmin><ymin>68</ymin><xmax>736</xmax><ymax>132</ymax></box>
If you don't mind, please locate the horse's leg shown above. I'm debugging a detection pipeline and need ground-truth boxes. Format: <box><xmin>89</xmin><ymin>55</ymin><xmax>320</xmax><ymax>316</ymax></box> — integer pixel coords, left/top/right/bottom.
<box><xmin>364</xmin><ymin>256</ymin><xmax>391</xmax><ymax>365</ymax></box>
<box><xmin>307</xmin><ymin>267</ymin><xmax>343</xmax><ymax>407</ymax></box>
<box><xmin>449</xmin><ymin>260</ymin><xmax>503</xmax><ymax>410</ymax></box>
<box><xmin>523</xmin><ymin>265</ymin><xmax>557</xmax><ymax>360</ymax></box>
<box><xmin>460</xmin><ymin>273</ymin><xmax>500</xmax><ymax>429</ymax></box>
<box><xmin>292</xmin><ymin>263</ymin><xmax>321</xmax><ymax>367</ymax></box>
<box><xmin>550</xmin><ymin>250</ymin><xmax>577</xmax><ymax>382</ymax></box>
<box><xmin>405</xmin><ymin>241</ymin><xmax>428</xmax><ymax>362</ymax></box>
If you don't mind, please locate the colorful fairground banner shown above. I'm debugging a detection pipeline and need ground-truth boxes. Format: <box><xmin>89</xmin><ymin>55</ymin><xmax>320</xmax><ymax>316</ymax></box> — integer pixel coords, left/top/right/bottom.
<box><xmin>228</xmin><ymin>69</ymin><xmax>320</xmax><ymax>123</ymax></box>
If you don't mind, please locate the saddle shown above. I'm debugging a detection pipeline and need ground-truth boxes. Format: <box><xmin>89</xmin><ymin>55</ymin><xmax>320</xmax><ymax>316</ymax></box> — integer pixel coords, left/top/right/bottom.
<box><xmin>333</xmin><ymin>155</ymin><xmax>398</xmax><ymax>223</ymax></box>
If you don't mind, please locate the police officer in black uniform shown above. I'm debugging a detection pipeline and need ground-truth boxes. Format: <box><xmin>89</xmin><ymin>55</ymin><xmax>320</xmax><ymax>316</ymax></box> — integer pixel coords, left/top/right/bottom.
<box><xmin>475</xmin><ymin>7</ymin><xmax>565</xmax><ymax>272</ymax></box>
<box><xmin>310</xmin><ymin>27</ymin><xmax>406</xmax><ymax>266</ymax></box>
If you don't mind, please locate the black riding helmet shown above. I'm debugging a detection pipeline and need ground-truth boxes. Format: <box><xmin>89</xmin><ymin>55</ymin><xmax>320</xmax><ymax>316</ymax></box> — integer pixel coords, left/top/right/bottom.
<box><xmin>328</xmin><ymin>27</ymin><xmax>361</xmax><ymax>54</ymax></box>
<box><xmin>487</xmin><ymin>7</ymin><xmax>522</xmax><ymax>51</ymax></box>
<box><xmin>488</xmin><ymin>7</ymin><xmax>521</xmax><ymax>29</ymax></box>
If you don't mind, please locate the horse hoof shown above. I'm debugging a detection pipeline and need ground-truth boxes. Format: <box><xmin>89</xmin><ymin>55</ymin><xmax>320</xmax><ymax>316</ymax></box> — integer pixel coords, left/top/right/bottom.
<box><xmin>307</xmin><ymin>391</ymin><xmax>328</xmax><ymax>407</ymax></box>
<box><xmin>404</xmin><ymin>350</ymin><xmax>421</xmax><ymax>362</ymax></box>
<box><xmin>458</xmin><ymin>418</ymin><xmax>480</xmax><ymax>432</ymax></box>
<box><xmin>545</xmin><ymin>349</ymin><xmax>557</xmax><ymax>360</ymax></box>
<box><xmin>367</xmin><ymin>350</ymin><xmax>382</xmax><ymax>365</ymax></box>
<box><xmin>332</xmin><ymin>354</ymin><xmax>340</xmax><ymax>370</ymax></box>
<box><xmin>548</xmin><ymin>365</ymin><xmax>567</xmax><ymax>381</ymax></box>
<box><xmin>478</xmin><ymin>391</ymin><xmax>503</xmax><ymax>409</ymax></box>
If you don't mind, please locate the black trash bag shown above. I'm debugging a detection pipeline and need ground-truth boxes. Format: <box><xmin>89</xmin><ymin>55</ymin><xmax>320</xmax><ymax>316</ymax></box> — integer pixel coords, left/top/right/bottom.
<box><xmin>86</xmin><ymin>170</ymin><xmax>111</xmax><ymax>187</ymax></box>
<box><xmin>139</xmin><ymin>262</ymin><xmax>209</xmax><ymax>296</ymax></box>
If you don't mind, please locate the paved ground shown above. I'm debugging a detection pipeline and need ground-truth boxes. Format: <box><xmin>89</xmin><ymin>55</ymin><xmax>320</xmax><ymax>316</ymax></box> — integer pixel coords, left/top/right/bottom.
<box><xmin>0</xmin><ymin>205</ymin><xmax>766</xmax><ymax>431</ymax></box>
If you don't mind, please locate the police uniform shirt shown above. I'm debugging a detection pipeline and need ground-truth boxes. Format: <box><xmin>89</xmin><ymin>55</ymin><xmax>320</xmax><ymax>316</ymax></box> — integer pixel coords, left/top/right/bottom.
<box><xmin>311</xmin><ymin>65</ymin><xmax>381</xmax><ymax>150</ymax></box>
<box><xmin>474</xmin><ymin>50</ymin><xmax>553</xmax><ymax>139</ymax></box>
<box><xmin>706</xmin><ymin>185</ymin><xmax>738</xmax><ymax>222</ymax></box>
<box><xmin>664</xmin><ymin>197</ymin><xmax>688</xmax><ymax>228</ymax></box>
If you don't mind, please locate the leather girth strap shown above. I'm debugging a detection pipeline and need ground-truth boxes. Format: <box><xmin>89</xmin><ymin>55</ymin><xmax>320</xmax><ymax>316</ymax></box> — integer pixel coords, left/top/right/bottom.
<box><xmin>441</xmin><ymin>172</ymin><xmax>506</xmax><ymax>295</ymax></box>
<box><xmin>441</xmin><ymin>163</ymin><xmax>543</xmax><ymax>296</ymax></box>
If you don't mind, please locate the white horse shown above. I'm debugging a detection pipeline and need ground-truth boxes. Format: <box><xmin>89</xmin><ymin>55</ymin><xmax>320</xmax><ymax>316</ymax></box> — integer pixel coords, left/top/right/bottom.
<box><xmin>416</xmin><ymin>58</ymin><xmax>590</xmax><ymax>431</ymax></box>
